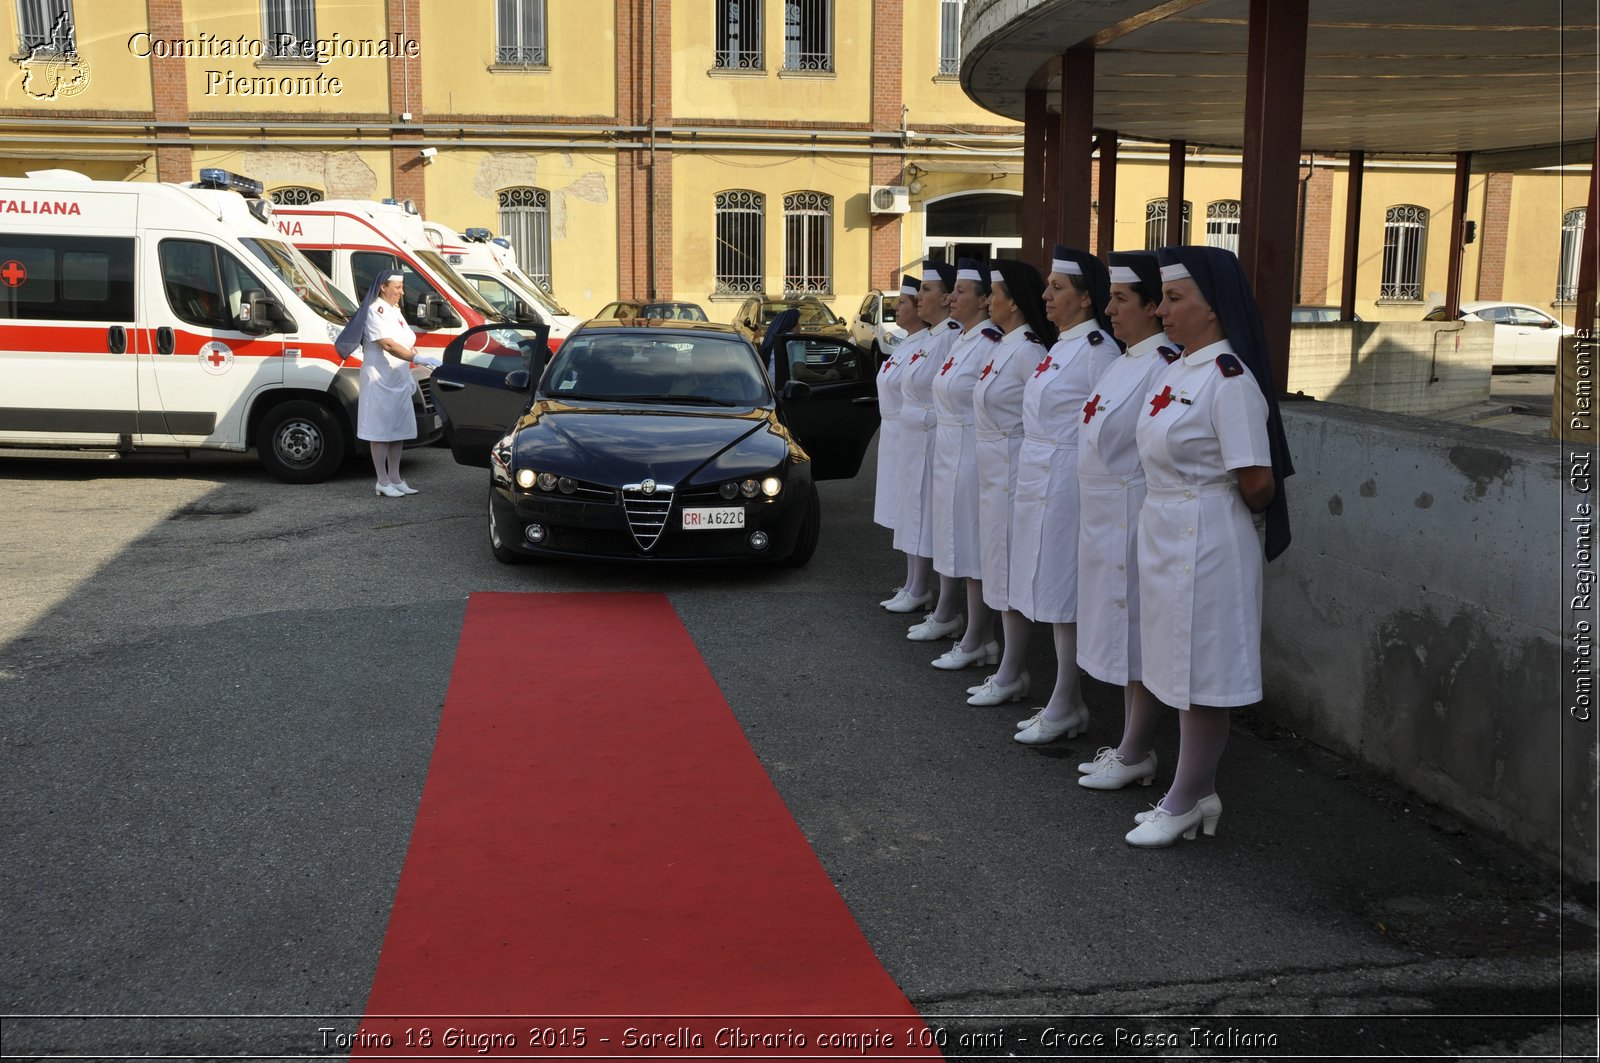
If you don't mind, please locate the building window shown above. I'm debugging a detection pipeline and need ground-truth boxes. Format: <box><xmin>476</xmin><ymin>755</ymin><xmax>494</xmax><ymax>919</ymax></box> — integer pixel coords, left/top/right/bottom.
<box><xmin>714</xmin><ymin>190</ymin><xmax>764</xmax><ymax>295</ymax></box>
<box><xmin>17</xmin><ymin>0</ymin><xmax>73</xmax><ymax>54</ymax></box>
<box><xmin>499</xmin><ymin>187</ymin><xmax>552</xmax><ymax>292</ymax></box>
<box><xmin>715</xmin><ymin>0</ymin><xmax>762</xmax><ymax>69</ymax></box>
<box><xmin>784</xmin><ymin>0</ymin><xmax>831</xmax><ymax>72</ymax></box>
<box><xmin>1144</xmin><ymin>199</ymin><xmax>1191</xmax><ymax>250</ymax></box>
<box><xmin>495</xmin><ymin>0</ymin><xmax>547</xmax><ymax>66</ymax></box>
<box><xmin>1559</xmin><ymin>207</ymin><xmax>1587</xmax><ymax>303</ymax></box>
<box><xmin>1205</xmin><ymin>200</ymin><xmax>1241</xmax><ymax>254</ymax></box>
<box><xmin>938</xmin><ymin>0</ymin><xmax>963</xmax><ymax>77</ymax></box>
<box><xmin>263</xmin><ymin>0</ymin><xmax>316</xmax><ymax>59</ymax></box>
<box><xmin>1380</xmin><ymin>204</ymin><xmax>1427</xmax><ymax>301</ymax></box>
<box><xmin>783</xmin><ymin>191</ymin><xmax>832</xmax><ymax>296</ymax></box>
<box><xmin>269</xmin><ymin>186</ymin><xmax>323</xmax><ymax>205</ymax></box>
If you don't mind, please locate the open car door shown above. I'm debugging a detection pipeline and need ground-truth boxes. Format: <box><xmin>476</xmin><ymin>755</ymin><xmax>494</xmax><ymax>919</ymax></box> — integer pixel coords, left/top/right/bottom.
<box><xmin>774</xmin><ymin>333</ymin><xmax>881</xmax><ymax>480</ymax></box>
<box><xmin>427</xmin><ymin>323</ymin><xmax>549</xmax><ymax>467</ymax></box>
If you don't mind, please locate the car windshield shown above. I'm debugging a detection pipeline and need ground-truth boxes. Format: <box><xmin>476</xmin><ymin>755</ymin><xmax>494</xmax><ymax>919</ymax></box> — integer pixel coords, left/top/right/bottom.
<box><xmin>759</xmin><ymin>301</ymin><xmax>835</xmax><ymax>326</ymax></box>
<box><xmin>642</xmin><ymin>303</ymin><xmax>707</xmax><ymax>320</ymax></box>
<box><xmin>541</xmin><ymin>333</ymin><xmax>771</xmax><ymax>406</ymax></box>
<box><xmin>240</xmin><ymin>238</ymin><xmax>352</xmax><ymax>325</ymax></box>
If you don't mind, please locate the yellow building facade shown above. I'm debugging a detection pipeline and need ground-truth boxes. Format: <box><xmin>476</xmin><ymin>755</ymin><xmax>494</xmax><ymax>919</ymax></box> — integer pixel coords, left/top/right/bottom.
<box><xmin>0</xmin><ymin>1</ymin><xmax>1583</xmax><ymax>323</ymax></box>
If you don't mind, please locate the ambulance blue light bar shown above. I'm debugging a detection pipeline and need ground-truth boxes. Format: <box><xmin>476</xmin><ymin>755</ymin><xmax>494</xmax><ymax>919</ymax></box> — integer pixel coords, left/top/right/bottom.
<box><xmin>197</xmin><ymin>168</ymin><xmax>264</xmax><ymax>197</ymax></box>
<box><xmin>463</xmin><ymin>227</ymin><xmax>492</xmax><ymax>242</ymax></box>
<box><xmin>381</xmin><ymin>197</ymin><xmax>419</xmax><ymax>215</ymax></box>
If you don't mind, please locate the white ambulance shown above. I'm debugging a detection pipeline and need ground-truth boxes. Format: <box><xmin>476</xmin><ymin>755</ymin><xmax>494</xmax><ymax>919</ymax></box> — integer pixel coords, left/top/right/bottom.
<box><xmin>0</xmin><ymin>169</ymin><xmax>438</xmax><ymax>482</ymax></box>
<box><xmin>271</xmin><ymin>198</ymin><xmax>515</xmax><ymax>360</ymax></box>
<box><xmin>420</xmin><ymin>221</ymin><xmax>582</xmax><ymax>349</ymax></box>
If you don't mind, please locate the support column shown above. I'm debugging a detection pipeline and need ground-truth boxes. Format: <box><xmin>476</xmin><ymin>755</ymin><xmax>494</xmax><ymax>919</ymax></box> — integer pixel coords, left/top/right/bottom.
<box><xmin>1094</xmin><ymin>131</ymin><xmax>1118</xmax><ymax>260</ymax></box>
<box><xmin>1056</xmin><ymin>44</ymin><xmax>1095</xmax><ymax>250</ymax></box>
<box><xmin>386</xmin><ymin>0</ymin><xmax>425</xmax><ymax>210</ymax></box>
<box><xmin>1578</xmin><ymin>131</ymin><xmax>1599</xmax><ymax>335</ymax></box>
<box><xmin>145</xmin><ymin>0</ymin><xmax>191</xmax><ymax>182</ymax></box>
<box><xmin>1237</xmin><ymin>0</ymin><xmax>1309</xmax><ymax>394</ymax></box>
<box><xmin>1022</xmin><ymin>88</ymin><xmax>1047</xmax><ymax>270</ymax></box>
<box><xmin>1042</xmin><ymin>107</ymin><xmax>1062</xmax><ymax>252</ymax></box>
<box><xmin>1444</xmin><ymin>152</ymin><xmax>1471</xmax><ymax>320</ymax></box>
<box><xmin>869</xmin><ymin>0</ymin><xmax>906</xmax><ymax>289</ymax></box>
<box><xmin>1339</xmin><ymin>150</ymin><xmax>1364</xmax><ymax>321</ymax></box>
<box><xmin>1165</xmin><ymin>140</ymin><xmax>1186</xmax><ymax>246</ymax></box>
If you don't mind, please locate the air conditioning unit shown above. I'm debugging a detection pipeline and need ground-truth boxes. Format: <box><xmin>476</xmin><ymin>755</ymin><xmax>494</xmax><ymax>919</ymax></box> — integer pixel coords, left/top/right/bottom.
<box><xmin>869</xmin><ymin>185</ymin><xmax>911</xmax><ymax>215</ymax></box>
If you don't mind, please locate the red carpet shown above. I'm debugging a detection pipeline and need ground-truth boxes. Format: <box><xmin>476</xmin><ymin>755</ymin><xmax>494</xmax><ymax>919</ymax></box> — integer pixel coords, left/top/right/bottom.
<box><xmin>355</xmin><ymin>592</ymin><xmax>937</xmax><ymax>1059</ymax></box>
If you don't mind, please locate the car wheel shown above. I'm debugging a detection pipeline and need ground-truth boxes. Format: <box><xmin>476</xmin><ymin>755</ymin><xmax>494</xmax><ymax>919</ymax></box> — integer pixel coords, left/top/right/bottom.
<box><xmin>777</xmin><ymin>484</ymin><xmax>820</xmax><ymax>568</ymax></box>
<box><xmin>487</xmin><ymin>486</ymin><xmax>531</xmax><ymax>565</ymax></box>
<box><xmin>256</xmin><ymin>399</ymin><xmax>346</xmax><ymax>484</ymax></box>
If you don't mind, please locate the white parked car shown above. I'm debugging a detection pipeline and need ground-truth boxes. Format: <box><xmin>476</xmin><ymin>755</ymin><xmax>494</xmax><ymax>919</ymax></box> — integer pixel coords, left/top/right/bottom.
<box><xmin>849</xmin><ymin>290</ymin><xmax>907</xmax><ymax>361</ymax></box>
<box><xmin>1423</xmin><ymin>300</ymin><xmax>1572</xmax><ymax>370</ymax></box>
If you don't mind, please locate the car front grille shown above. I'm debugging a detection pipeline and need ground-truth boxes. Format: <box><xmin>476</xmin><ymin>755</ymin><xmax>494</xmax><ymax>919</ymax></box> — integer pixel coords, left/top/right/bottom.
<box><xmin>621</xmin><ymin>485</ymin><xmax>674</xmax><ymax>551</ymax></box>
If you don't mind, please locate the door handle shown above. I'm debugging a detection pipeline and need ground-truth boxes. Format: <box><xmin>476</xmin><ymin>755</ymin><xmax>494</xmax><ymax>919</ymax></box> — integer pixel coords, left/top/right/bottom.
<box><xmin>156</xmin><ymin>327</ymin><xmax>175</xmax><ymax>355</ymax></box>
<box><xmin>434</xmin><ymin>379</ymin><xmax>467</xmax><ymax>391</ymax></box>
<box><xmin>851</xmin><ymin>395</ymin><xmax>879</xmax><ymax>405</ymax></box>
<box><xmin>107</xmin><ymin>326</ymin><xmax>126</xmax><ymax>354</ymax></box>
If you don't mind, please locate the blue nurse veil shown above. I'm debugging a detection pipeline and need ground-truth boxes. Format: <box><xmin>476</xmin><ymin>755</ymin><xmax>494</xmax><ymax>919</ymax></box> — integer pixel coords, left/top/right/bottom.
<box><xmin>334</xmin><ymin>271</ymin><xmax>405</xmax><ymax>359</ymax></box>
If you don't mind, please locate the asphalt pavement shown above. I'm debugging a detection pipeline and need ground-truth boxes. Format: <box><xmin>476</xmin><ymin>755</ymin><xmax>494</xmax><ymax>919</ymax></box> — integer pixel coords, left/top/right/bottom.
<box><xmin>1</xmin><ymin>439</ymin><xmax>1595</xmax><ymax>1061</ymax></box>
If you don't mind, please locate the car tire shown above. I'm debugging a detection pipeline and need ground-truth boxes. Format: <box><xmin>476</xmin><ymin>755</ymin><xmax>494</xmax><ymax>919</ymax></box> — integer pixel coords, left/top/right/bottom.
<box><xmin>778</xmin><ymin>484</ymin><xmax>821</xmax><ymax>568</ymax></box>
<box><xmin>256</xmin><ymin>399</ymin><xmax>346</xmax><ymax>484</ymax></box>
<box><xmin>487</xmin><ymin>486</ymin><xmax>531</xmax><ymax>565</ymax></box>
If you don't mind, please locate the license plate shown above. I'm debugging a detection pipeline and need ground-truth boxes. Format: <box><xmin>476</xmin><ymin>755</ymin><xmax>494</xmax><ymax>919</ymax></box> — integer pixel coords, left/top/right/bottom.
<box><xmin>681</xmin><ymin>506</ymin><xmax>745</xmax><ymax>530</ymax></box>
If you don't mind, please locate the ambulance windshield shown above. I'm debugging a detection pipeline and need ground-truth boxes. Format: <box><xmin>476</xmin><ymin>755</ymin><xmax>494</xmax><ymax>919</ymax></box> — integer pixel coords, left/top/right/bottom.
<box><xmin>241</xmin><ymin>238</ymin><xmax>353</xmax><ymax>325</ymax></box>
<box><xmin>415</xmin><ymin>249</ymin><xmax>510</xmax><ymax>322</ymax></box>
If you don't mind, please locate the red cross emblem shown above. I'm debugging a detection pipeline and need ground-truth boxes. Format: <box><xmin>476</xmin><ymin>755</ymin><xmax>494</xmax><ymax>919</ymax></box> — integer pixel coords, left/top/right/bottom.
<box><xmin>880</xmin><ymin>357</ymin><xmax>895</xmax><ymax>374</ymax></box>
<box><xmin>940</xmin><ymin>355</ymin><xmax>956</xmax><ymax>376</ymax></box>
<box><xmin>0</xmin><ymin>260</ymin><xmax>26</xmax><ymax>287</ymax></box>
<box><xmin>1083</xmin><ymin>393</ymin><xmax>1103</xmax><ymax>424</ymax></box>
<box><xmin>1148</xmin><ymin>385</ymin><xmax>1175</xmax><ymax>416</ymax></box>
<box><xmin>979</xmin><ymin>360</ymin><xmax>994</xmax><ymax>380</ymax></box>
<box><xmin>909</xmin><ymin>351</ymin><xmax>922</xmax><ymax>363</ymax></box>
<box><xmin>207</xmin><ymin>349</ymin><xmax>228</xmax><ymax>367</ymax></box>
<box><xmin>1033</xmin><ymin>355</ymin><xmax>1053</xmax><ymax>378</ymax></box>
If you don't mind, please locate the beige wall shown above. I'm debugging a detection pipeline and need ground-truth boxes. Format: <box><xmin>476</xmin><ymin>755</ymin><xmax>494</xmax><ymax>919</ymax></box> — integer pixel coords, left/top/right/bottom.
<box><xmin>671</xmin><ymin>2</ymin><xmax>871</xmax><ymax>123</ymax></box>
<box><xmin>1</xmin><ymin>0</ymin><xmax>152</xmax><ymax>111</ymax></box>
<box><xmin>422</xmin><ymin>4</ymin><xmax>614</xmax><ymax>118</ymax></box>
<box><xmin>900</xmin><ymin>9</ymin><xmax>1013</xmax><ymax>130</ymax></box>
<box><xmin>1503</xmin><ymin>170</ymin><xmax>1590</xmax><ymax>325</ymax></box>
<box><xmin>673</xmin><ymin>152</ymin><xmax>872</xmax><ymax>316</ymax></box>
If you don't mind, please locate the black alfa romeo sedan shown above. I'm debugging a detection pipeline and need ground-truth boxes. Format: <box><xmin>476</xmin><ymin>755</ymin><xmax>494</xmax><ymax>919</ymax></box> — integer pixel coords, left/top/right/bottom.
<box><xmin>427</xmin><ymin>320</ymin><xmax>881</xmax><ymax>565</ymax></box>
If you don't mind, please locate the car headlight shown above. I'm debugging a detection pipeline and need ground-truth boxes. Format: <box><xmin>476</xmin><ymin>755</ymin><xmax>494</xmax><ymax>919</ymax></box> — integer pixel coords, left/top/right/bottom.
<box><xmin>718</xmin><ymin>482</ymin><xmax>740</xmax><ymax>500</ymax></box>
<box><xmin>516</xmin><ymin>468</ymin><xmax>535</xmax><ymax>489</ymax></box>
<box><xmin>882</xmin><ymin>331</ymin><xmax>901</xmax><ymax>348</ymax></box>
<box><xmin>536</xmin><ymin>471</ymin><xmax>558</xmax><ymax>492</ymax></box>
<box><xmin>739</xmin><ymin>478</ymin><xmax>760</xmax><ymax>498</ymax></box>
<box><xmin>761</xmin><ymin>477</ymin><xmax>781</xmax><ymax>497</ymax></box>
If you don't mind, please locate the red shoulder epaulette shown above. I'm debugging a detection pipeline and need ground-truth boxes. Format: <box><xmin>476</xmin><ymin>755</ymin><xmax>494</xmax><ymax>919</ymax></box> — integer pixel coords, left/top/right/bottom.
<box><xmin>1024</xmin><ymin>330</ymin><xmax>1040</xmax><ymax>343</ymax></box>
<box><xmin>1216</xmin><ymin>353</ymin><xmax>1245</xmax><ymax>377</ymax></box>
<box><xmin>946</xmin><ymin>319</ymin><xmax>961</xmax><ymax>330</ymax></box>
<box><xmin>980</xmin><ymin>327</ymin><xmax>1001</xmax><ymax>341</ymax></box>
<box><xmin>1157</xmin><ymin>344</ymin><xmax>1180</xmax><ymax>363</ymax></box>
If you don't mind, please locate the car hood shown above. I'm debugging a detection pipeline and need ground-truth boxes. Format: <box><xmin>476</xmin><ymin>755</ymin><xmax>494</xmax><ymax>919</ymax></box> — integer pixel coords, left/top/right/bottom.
<box><xmin>513</xmin><ymin>405</ymin><xmax>790</xmax><ymax>487</ymax></box>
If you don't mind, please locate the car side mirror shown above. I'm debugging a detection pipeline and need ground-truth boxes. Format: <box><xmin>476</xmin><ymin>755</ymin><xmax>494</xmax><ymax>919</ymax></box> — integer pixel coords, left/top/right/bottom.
<box><xmin>504</xmin><ymin>369</ymin><xmax>531</xmax><ymax>392</ymax></box>
<box><xmin>1540</xmin><ymin>319</ymin><xmax>1558</xmax><ymax>329</ymax></box>
<box><xmin>859</xmin><ymin>312</ymin><xmax>873</xmax><ymax>324</ymax></box>
<box><xmin>781</xmin><ymin>380</ymin><xmax>812</xmax><ymax>402</ymax></box>
<box><xmin>237</xmin><ymin>288</ymin><xmax>293</xmax><ymax>334</ymax></box>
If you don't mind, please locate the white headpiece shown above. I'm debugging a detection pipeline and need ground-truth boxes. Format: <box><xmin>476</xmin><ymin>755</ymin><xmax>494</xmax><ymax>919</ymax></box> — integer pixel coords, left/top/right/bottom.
<box><xmin>1159</xmin><ymin>263</ymin><xmax>1193</xmax><ymax>282</ymax></box>
<box><xmin>1108</xmin><ymin>265</ymin><xmax>1142</xmax><ymax>284</ymax></box>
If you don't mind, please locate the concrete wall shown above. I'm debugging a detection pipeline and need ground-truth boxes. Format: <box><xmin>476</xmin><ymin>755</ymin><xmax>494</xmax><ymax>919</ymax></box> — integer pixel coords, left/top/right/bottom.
<box><xmin>1286</xmin><ymin>321</ymin><xmax>1492</xmax><ymax>415</ymax></box>
<box><xmin>1263</xmin><ymin>403</ymin><xmax>1593</xmax><ymax>881</ymax></box>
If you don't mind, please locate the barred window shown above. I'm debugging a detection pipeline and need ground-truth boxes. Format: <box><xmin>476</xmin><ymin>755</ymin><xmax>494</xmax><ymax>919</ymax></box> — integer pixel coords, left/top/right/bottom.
<box><xmin>1558</xmin><ymin>207</ymin><xmax>1587</xmax><ymax>303</ymax></box>
<box><xmin>17</xmin><ymin>0</ymin><xmax>73</xmax><ymax>54</ymax></box>
<box><xmin>1380</xmin><ymin>204</ymin><xmax>1427</xmax><ymax>301</ymax></box>
<box><xmin>714</xmin><ymin>190</ymin><xmax>764</xmax><ymax>295</ymax></box>
<box><xmin>715</xmin><ymin>0</ymin><xmax>762</xmax><ymax>69</ymax></box>
<box><xmin>263</xmin><ymin>0</ymin><xmax>316</xmax><ymax>59</ymax></box>
<box><xmin>938</xmin><ymin>0</ymin><xmax>963</xmax><ymax>77</ymax></box>
<box><xmin>784</xmin><ymin>0</ymin><xmax>831</xmax><ymax>72</ymax></box>
<box><xmin>269</xmin><ymin>186</ymin><xmax>323</xmax><ymax>205</ymax></box>
<box><xmin>499</xmin><ymin>187</ymin><xmax>552</xmax><ymax>292</ymax></box>
<box><xmin>1205</xmin><ymin>200</ymin><xmax>1241</xmax><ymax>254</ymax></box>
<box><xmin>1144</xmin><ymin>199</ymin><xmax>1191</xmax><ymax>250</ymax></box>
<box><xmin>496</xmin><ymin>0</ymin><xmax>547</xmax><ymax>66</ymax></box>
<box><xmin>783</xmin><ymin>191</ymin><xmax>832</xmax><ymax>296</ymax></box>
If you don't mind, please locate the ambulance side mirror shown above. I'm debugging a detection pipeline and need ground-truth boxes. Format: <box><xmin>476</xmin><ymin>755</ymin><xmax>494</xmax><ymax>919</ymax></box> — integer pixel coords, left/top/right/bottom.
<box><xmin>414</xmin><ymin>292</ymin><xmax>461</xmax><ymax>331</ymax></box>
<box><xmin>237</xmin><ymin>289</ymin><xmax>295</xmax><ymax>335</ymax></box>
<box><xmin>511</xmin><ymin>299</ymin><xmax>539</xmax><ymax>324</ymax></box>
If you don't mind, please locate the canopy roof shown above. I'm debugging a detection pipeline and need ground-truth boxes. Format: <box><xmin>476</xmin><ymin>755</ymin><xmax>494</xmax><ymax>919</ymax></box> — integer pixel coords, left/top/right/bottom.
<box><xmin>962</xmin><ymin>0</ymin><xmax>1597</xmax><ymax>168</ymax></box>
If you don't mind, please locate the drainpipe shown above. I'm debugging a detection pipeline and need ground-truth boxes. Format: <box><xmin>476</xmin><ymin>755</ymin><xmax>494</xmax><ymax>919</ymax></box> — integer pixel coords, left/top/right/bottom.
<box><xmin>646</xmin><ymin>0</ymin><xmax>657</xmax><ymax>301</ymax></box>
<box><xmin>1296</xmin><ymin>153</ymin><xmax>1314</xmax><ymax>303</ymax></box>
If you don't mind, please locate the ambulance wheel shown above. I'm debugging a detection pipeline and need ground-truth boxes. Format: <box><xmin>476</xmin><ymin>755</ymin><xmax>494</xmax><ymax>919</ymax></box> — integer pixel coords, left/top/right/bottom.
<box><xmin>258</xmin><ymin>400</ymin><xmax>345</xmax><ymax>484</ymax></box>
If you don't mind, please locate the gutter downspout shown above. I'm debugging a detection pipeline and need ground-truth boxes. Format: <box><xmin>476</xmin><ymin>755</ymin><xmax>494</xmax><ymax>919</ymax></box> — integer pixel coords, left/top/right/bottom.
<box><xmin>646</xmin><ymin>0</ymin><xmax>657</xmax><ymax>301</ymax></box>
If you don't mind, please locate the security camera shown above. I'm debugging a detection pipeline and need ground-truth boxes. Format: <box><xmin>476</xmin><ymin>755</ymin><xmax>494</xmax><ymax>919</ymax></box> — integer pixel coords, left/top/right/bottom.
<box><xmin>418</xmin><ymin>147</ymin><xmax>438</xmax><ymax>161</ymax></box>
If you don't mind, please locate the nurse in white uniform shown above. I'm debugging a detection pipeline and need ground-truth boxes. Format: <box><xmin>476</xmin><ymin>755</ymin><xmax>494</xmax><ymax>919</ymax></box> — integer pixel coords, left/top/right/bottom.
<box><xmin>896</xmin><ymin>261</ymin><xmax>968</xmax><ymax>636</ymax></box>
<box><xmin>927</xmin><ymin>259</ymin><xmax>997</xmax><ymax>670</ymax></box>
<box><xmin>1070</xmin><ymin>251</ymin><xmax>1179</xmax><ymax>767</ymax></box>
<box><xmin>966</xmin><ymin>258</ymin><xmax>1054</xmax><ymax>706</ymax></box>
<box><xmin>876</xmin><ymin>275</ymin><xmax>931</xmax><ymax>610</ymax></box>
<box><xmin>1123</xmin><ymin>244</ymin><xmax>1294</xmax><ymax>847</ymax></box>
<box><xmin>1009</xmin><ymin>246</ymin><xmax>1120</xmax><ymax>740</ymax></box>
<box><xmin>335</xmin><ymin>272</ymin><xmax>440</xmax><ymax>497</ymax></box>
